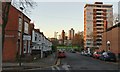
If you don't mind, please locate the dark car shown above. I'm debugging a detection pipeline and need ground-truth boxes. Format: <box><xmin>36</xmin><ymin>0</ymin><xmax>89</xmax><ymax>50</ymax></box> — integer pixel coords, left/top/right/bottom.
<box><xmin>57</xmin><ymin>51</ymin><xmax>66</xmax><ymax>58</ymax></box>
<box><xmin>99</xmin><ymin>52</ymin><xmax>116</xmax><ymax>62</ymax></box>
<box><xmin>70</xmin><ymin>49</ymin><xmax>76</xmax><ymax>53</ymax></box>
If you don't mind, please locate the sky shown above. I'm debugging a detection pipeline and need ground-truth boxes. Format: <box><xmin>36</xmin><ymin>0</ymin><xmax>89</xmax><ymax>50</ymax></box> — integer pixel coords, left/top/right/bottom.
<box><xmin>27</xmin><ymin>0</ymin><xmax>119</xmax><ymax>38</ymax></box>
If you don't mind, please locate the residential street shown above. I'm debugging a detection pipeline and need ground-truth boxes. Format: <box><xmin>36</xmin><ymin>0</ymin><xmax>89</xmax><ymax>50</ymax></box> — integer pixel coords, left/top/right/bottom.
<box><xmin>22</xmin><ymin>51</ymin><xmax>119</xmax><ymax>72</ymax></box>
<box><xmin>1</xmin><ymin>1</ymin><xmax>120</xmax><ymax>72</ymax></box>
<box><xmin>60</xmin><ymin>52</ymin><xmax>119</xmax><ymax>70</ymax></box>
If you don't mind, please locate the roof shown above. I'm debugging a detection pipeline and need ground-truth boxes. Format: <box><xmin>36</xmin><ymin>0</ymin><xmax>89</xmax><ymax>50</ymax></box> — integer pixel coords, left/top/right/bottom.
<box><xmin>11</xmin><ymin>5</ymin><xmax>31</xmax><ymax>21</ymax></box>
<box><xmin>106</xmin><ymin>22</ymin><xmax>120</xmax><ymax>32</ymax></box>
<box><xmin>84</xmin><ymin>2</ymin><xmax>112</xmax><ymax>8</ymax></box>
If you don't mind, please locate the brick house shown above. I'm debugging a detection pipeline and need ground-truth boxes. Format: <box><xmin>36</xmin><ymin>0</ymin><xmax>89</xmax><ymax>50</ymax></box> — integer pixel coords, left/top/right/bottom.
<box><xmin>2</xmin><ymin>5</ymin><xmax>32</xmax><ymax>62</ymax></box>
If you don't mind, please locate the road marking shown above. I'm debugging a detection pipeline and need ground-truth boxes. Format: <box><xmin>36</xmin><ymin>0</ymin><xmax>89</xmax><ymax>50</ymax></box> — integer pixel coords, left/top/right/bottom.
<box><xmin>56</xmin><ymin>58</ymin><xmax>61</xmax><ymax>65</ymax></box>
<box><xmin>62</xmin><ymin>64</ymin><xmax>70</xmax><ymax>70</ymax></box>
<box><xmin>55</xmin><ymin>66</ymin><xmax>60</xmax><ymax>70</ymax></box>
<box><xmin>51</xmin><ymin>66</ymin><xmax>56</xmax><ymax>70</ymax></box>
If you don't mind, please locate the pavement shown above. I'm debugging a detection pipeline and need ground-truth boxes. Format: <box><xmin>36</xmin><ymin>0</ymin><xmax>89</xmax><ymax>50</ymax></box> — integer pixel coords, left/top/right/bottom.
<box><xmin>2</xmin><ymin>53</ymin><xmax>57</xmax><ymax>71</ymax></box>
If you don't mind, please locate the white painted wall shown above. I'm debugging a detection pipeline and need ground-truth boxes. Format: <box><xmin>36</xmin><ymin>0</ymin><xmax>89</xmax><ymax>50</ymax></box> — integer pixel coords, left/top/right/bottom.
<box><xmin>32</xmin><ymin>30</ymin><xmax>52</xmax><ymax>52</ymax></box>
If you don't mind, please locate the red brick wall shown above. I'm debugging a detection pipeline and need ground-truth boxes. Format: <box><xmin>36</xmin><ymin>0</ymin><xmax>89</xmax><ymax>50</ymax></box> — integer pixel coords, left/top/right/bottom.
<box><xmin>3</xmin><ymin>5</ymin><xmax>19</xmax><ymax>62</ymax></box>
<box><xmin>111</xmin><ymin>27</ymin><xmax>119</xmax><ymax>54</ymax></box>
<box><xmin>100</xmin><ymin>27</ymin><xmax>120</xmax><ymax>56</ymax></box>
<box><xmin>118</xmin><ymin>27</ymin><xmax>120</xmax><ymax>53</ymax></box>
<box><xmin>3</xmin><ymin>5</ymin><xmax>31</xmax><ymax>62</ymax></box>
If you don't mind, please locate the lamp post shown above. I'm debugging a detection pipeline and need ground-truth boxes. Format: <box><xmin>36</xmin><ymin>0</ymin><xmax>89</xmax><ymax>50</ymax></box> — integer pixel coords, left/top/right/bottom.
<box><xmin>107</xmin><ymin>41</ymin><xmax>110</xmax><ymax>51</ymax></box>
<box><xmin>19</xmin><ymin>6</ymin><xmax>24</xmax><ymax>66</ymax></box>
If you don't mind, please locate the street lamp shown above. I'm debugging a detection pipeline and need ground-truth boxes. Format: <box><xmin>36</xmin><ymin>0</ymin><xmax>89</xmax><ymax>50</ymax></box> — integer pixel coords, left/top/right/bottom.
<box><xmin>107</xmin><ymin>41</ymin><xmax>110</xmax><ymax>51</ymax></box>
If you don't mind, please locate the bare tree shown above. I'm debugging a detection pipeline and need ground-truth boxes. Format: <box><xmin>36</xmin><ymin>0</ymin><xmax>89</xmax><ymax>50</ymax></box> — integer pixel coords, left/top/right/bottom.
<box><xmin>113</xmin><ymin>13</ymin><xmax>119</xmax><ymax>25</ymax></box>
<box><xmin>2</xmin><ymin>0</ymin><xmax>36</xmax><ymax>49</ymax></box>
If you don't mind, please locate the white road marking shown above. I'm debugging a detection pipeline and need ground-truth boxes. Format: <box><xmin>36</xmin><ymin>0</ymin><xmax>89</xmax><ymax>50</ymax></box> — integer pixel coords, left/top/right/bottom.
<box><xmin>62</xmin><ymin>64</ymin><xmax>70</xmax><ymax>70</ymax></box>
<box><xmin>51</xmin><ymin>66</ymin><xmax>56</xmax><ymax>70</ymax></box>
<box><xmin>55</xmin><ymin>66</ymin><xmax>60</xmax><ymax>70</ymax></box>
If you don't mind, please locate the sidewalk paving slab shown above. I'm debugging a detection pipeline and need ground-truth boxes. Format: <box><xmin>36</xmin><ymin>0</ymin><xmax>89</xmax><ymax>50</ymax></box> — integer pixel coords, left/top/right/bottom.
<box><xmin>2</xmin><ymin>53</ymin><xmax>57</xmax><ymax>71</ymax></box>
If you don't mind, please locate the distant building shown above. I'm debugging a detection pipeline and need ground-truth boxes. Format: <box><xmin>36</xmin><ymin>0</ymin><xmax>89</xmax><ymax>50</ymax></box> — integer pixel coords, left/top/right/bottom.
<box><xmin>61</xmin><ymin>30</ymin><xmax>65</xmax><ymax>44</ymax></box>
<box><xmin>84</xmin><ymin>2</ymin><xmax>113</xmax><ymax>50</ymax></box>
<box><xmin>68</xmin><ymin>28</ymin><xmax>75</xmax><ymax>40</ymax></box>
<box><xmin>58</xmin><ymin>34</ymin><xmax>62</xmax><ymax>40</ymax></box>
<box><xmin>54</xmin><ymin>32</ymin><xmax>58</xmax><ymax>39</ymax></box>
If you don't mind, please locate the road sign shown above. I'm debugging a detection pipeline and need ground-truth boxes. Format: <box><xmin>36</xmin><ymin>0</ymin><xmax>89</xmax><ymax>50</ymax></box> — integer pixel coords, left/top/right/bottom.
<box><xmin>23</xmin><ymin>35</ymin><xmax>31</xmax><ymax>40</ymax></box>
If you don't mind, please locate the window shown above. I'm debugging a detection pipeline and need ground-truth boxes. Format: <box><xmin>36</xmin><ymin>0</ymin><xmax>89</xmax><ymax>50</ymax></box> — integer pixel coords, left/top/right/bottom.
<box><xmin>102</xmin><ymin>6</ymin><xmax>112</xmax><ymax>8</ymax></box>
<box><xmin>96</xmin><ymin>20</ymin><xmax>102</xmax><ymax>22</ymax></box>
<box><xmin>96</xmin><ymin>9</ymin><xmax>102</xmax><ymax>11</ymax></box>
<box><xmin>96</xmin><ymin>13</ymin><xmax>101</xmax><ymax>15</ymax></box>
<box><xmin>97</xmin><ymin>28</ymin><xmax>103</xmax><ymax>30</ymax></box>
<box><xmin>97</xmin><ymin>35</ymin><xmax>102</xmax><ymax>37</ymax></box>
<box><xmin>96</xmin><ymin>24</ymin><xmax>103</xmax><ymax>26</ymax></box>
<box><xmin>96</xmin><ymin>17</ymin><xmax>102</xmax><ymax>18</ymax></box>
<box><xmin>97</xmin><ymin>32</ymin><xmax>103</xmax><ymax>33</ymax></box>
<box><xmin>18</xmin><ymin>17</ymin><xmax>22</xmax><ymax>32</ymax></box>
<box><xmin>87</xmin><ymin>43</ymin><xmax>91</xmax><ymax>45</ymax></box>
<box><xmin>24</xmin><ymin>22</ymin><xmax>29</xmax><ymax>34</ymax></box>
<box><xmin>96</xmin><ymin>6</ymin><xmax>101</xmax><ymax>8</ymax></box>
<box><xmin>96</xmin><ymin>39</ymin><xmax>102</xmax><ymax>41</ymax></box>
<box><xmin>96</xmin><ymin>43</ymin><xmax>102</xmax><ymax>45</ymax></box>
<box><xmin>35</xmin><ymin>34</ymin><xmax>37</xmax><ymax>41</ymax></box>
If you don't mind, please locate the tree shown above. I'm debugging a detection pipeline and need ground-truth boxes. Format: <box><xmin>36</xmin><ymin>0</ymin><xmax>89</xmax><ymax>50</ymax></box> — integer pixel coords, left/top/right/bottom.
<box><xmin>2</xmin><ymin>0</ymin><xmax>36</xmax><ymax>49</ymax></box>
<box><xmin>72</xmin><ymin>32</ymin><xmax>84</xmax><ymax>49</ymax></box>
<box><xmin>113</xmin><ymin>13</ymin><xmax>119</xmax><ymax>25</ymax></box>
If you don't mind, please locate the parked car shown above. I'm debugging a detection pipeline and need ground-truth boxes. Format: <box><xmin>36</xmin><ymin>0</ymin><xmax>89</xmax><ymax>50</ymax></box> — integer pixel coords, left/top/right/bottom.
<box><xmin>82</xmin><ymin>51</ymin><xmax>88</xmax><ymax>56</ymax></box>
<box><xmin>70</xmin><ymin>49</ymin><xmax>76</xmax><ymax>53</ymax></box>
<box><xmin>57</xmin><ymin>51</ymin><xmax>66</xmax><ymax>58</ymax></box>
<box><xmin>93</xmin><ymin>51</ymin><xmax>102</xmax><ymax>59</ymax></box>
<box><xmin>86</xmin><ymin>52</ymin><xmax>93</xmax><ymax>57</ymax></box>
<box><xmin>99</xmin><ymin>52</ymin><xmax>116</xmax><ymax>62</ymax></box>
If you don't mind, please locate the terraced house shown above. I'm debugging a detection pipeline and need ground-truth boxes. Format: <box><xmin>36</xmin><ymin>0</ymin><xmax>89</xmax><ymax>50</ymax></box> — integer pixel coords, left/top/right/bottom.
<box><xmin>2</xmin><ymin>5</ymin><xmax>32</xmax><ymax>62</ymax></box>
<box><xmin>2</xmin><ymin>5</ymin><xmax>52</xmax><ymax>62</ymax></box>
<box><xmin>32</xmin><ymin>28</ymin><xmax>52</xmax><ymax>58</ymax></box>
